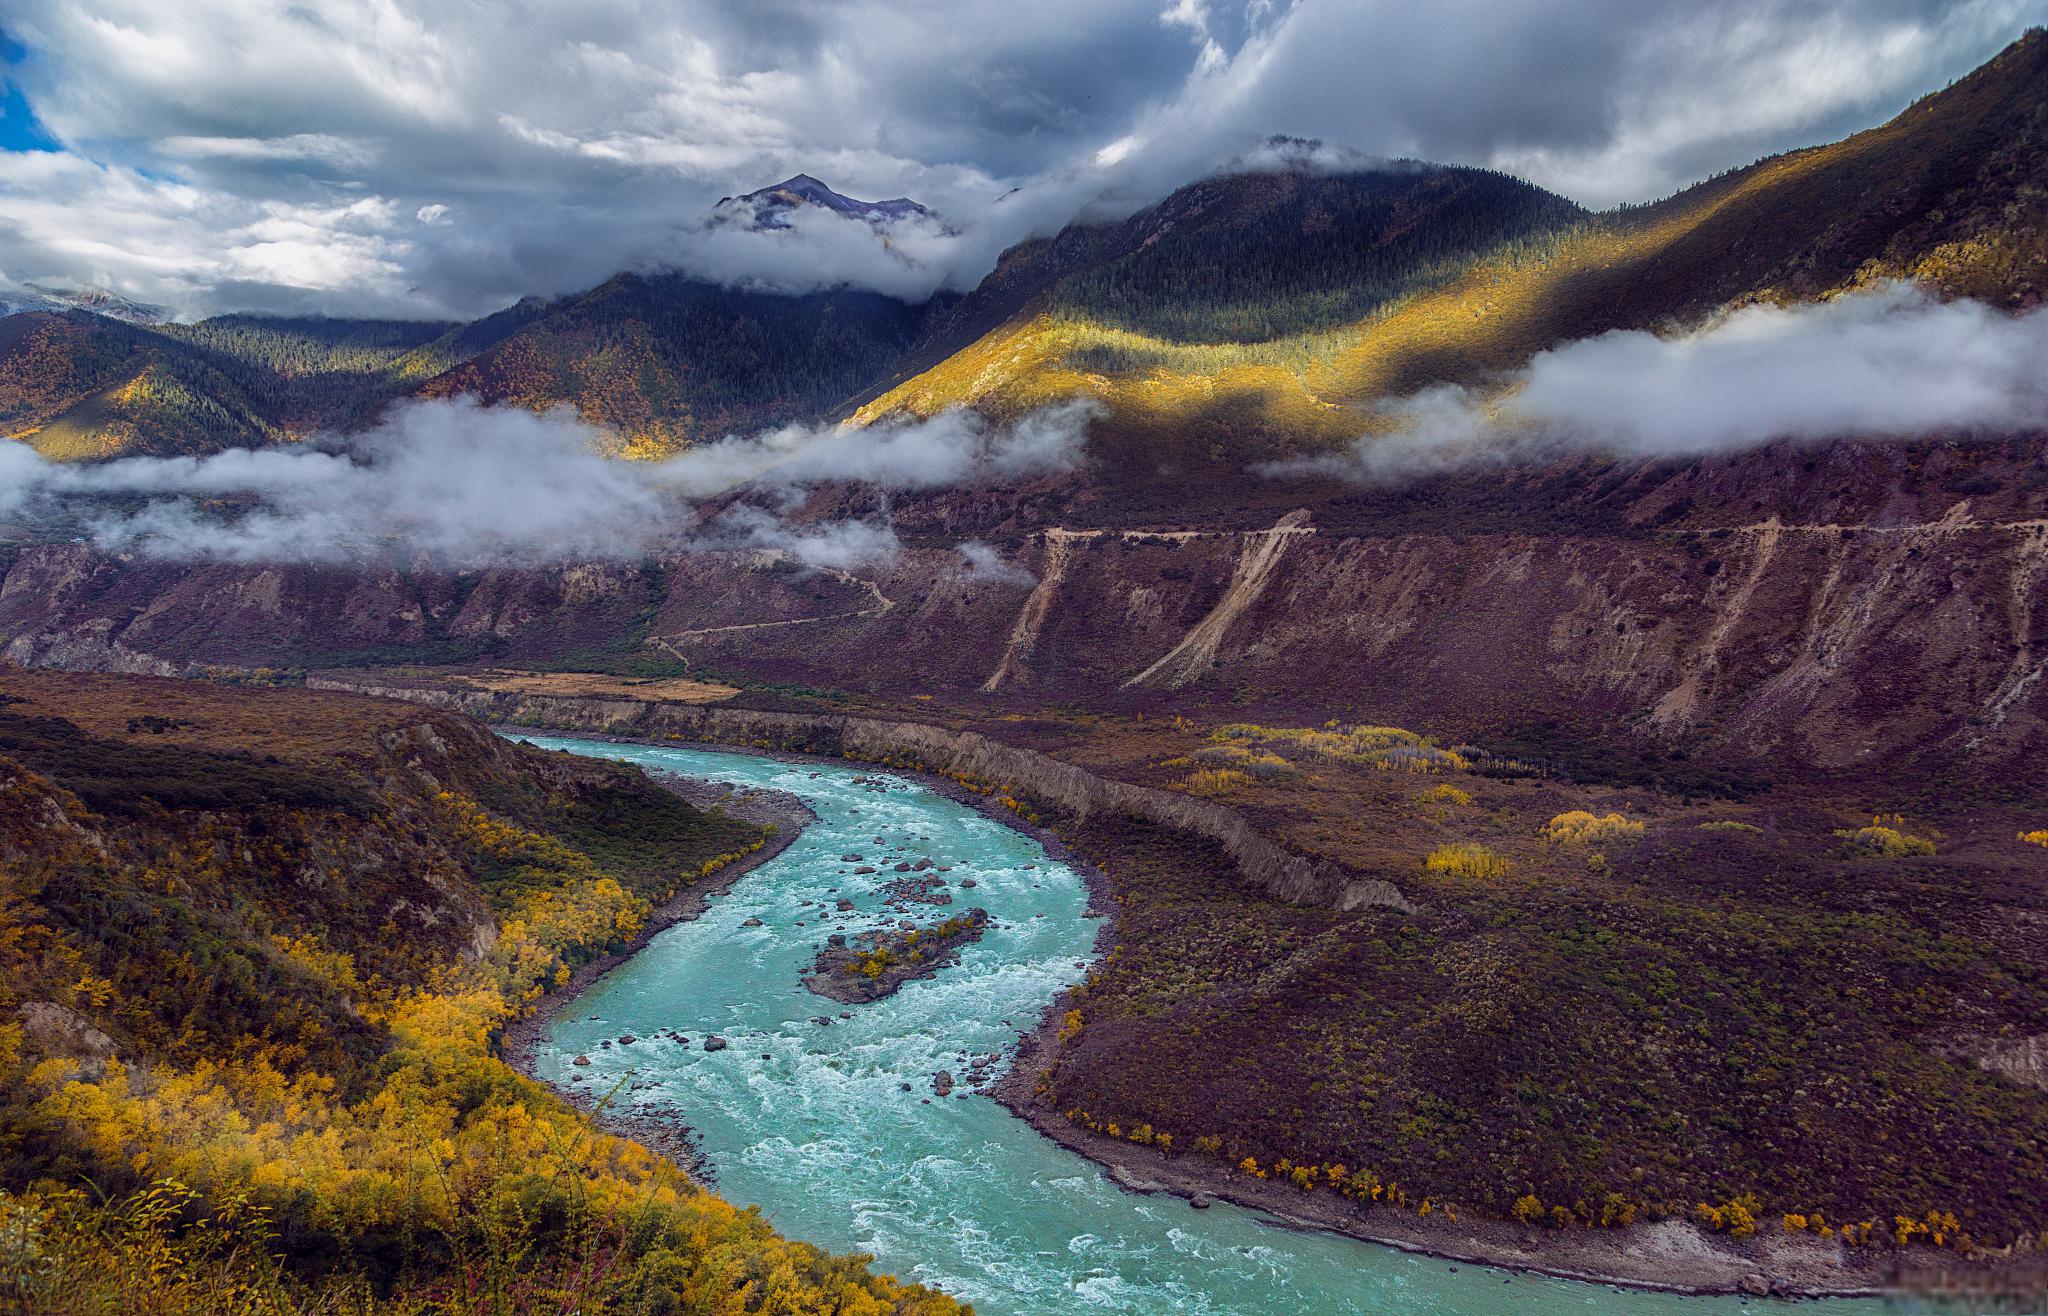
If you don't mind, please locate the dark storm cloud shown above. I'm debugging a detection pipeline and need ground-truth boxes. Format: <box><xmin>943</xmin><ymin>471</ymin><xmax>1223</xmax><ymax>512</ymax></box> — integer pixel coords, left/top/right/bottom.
<box><xmin>0</xmin><ymin>0</ymin><xmax>2036</xmax><ymax>318</ymax></box>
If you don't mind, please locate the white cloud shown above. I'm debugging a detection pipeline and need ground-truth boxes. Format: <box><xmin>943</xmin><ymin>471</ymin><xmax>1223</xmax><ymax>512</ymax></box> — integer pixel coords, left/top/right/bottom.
<box><xmin>0</xmin><ymin>395</ymin><xmax>1098</xmax><ymax>565</ymax></box>
<box><xmin>954</xmin><ymin>539</ymin><xmax>1036</xmax><ymax>585</ymax></box>
<box><xmin>705</xmin><ymin>503</ymin><xmax>903</xmax><ymax>569</ymax></box>
<box><xmin>1277</xmin><ymin>283</ymin><xmax>2048</xmax><ymax>480</ymax></box>
<box><xmin>653</xmin><ymin>399</ymin><xmax>1098</xmax><ymax>497</ymax></box>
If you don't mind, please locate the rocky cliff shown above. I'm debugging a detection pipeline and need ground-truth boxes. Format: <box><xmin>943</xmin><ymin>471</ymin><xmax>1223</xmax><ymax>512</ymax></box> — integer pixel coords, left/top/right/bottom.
<box><xmin>6</xmin><ymin>431</ymin><xmax>2043</xmax><ymax>782</ymax></box>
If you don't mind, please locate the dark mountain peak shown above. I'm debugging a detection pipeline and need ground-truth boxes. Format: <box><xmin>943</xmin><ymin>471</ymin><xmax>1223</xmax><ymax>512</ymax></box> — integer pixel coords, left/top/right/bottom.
<box><xmin>770</xmin><ymin>173</ymin><xmax>836</xmax><ymax>199</ymax></box>
<box><xmin>717</xmin><ymin>174</ymin><xmax>934</xmax><ymax>230</ymax></box>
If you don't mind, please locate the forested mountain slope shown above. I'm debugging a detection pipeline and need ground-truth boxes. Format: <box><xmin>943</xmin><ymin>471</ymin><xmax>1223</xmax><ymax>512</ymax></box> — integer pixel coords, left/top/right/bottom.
<box><xmin>415</xmin><ymin>272</ymin><xmax>948</xmax><ymax>455</ymax></box>
<box><xmin>0</xmin><ymin>312</ymin><xmax>481</xmax><ymax>458</ymax></box>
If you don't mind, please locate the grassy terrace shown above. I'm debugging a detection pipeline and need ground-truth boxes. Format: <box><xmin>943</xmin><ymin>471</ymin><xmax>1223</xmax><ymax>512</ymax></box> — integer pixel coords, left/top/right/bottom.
<box><xmin>970</xmin><ymin>709</ymin><xmax>2048</xmax><ymax>1256</ymax></box>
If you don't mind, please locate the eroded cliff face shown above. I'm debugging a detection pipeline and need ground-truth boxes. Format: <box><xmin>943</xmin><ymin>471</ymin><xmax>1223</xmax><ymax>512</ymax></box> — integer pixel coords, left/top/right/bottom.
<box><xmin>300</xmin><ymin>679</ymin><xmax>1415</xmax><ymax>914</ymax></box>
<box><xmin>3</xmin><ymin>439</ymin><xmax>2043</xmax><ymax>778</ymax></box>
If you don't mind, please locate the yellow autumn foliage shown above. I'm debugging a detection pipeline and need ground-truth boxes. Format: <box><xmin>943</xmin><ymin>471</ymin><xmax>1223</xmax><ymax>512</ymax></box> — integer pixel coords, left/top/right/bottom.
<box><xmin>1423</xmin><ymin>843</ymin><xmax>1510</xmax><ymax>880</ymax></box>
<box><xmin>1541</xmin><ymin>811</ymin><xmax>1645</xmax><ymax>846</ymax></box>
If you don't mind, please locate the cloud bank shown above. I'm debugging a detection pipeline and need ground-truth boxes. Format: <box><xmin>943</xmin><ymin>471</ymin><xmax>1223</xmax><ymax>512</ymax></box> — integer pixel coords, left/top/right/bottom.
<box><xmin>1280</xmin><ymin>283</ymin><xmax>2048</xmax><ymax>480</ymax></box>
<box><xmin>0</xmin><ymin>396</ymin><xmax>1095</xmax><ymax>567</ymax></box>
<box><xmin>0</xmin><ymin>1</ymin><xmax>2034</xmax><ymax>317</ymax></box>
<box><xmin>657</xmin><ymin>400</ymin><xmax>1097</xmax><ymax>498</ymax></box>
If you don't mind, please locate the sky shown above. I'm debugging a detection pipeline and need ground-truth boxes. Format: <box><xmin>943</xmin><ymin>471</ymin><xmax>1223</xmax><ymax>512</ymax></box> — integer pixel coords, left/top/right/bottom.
<box><xmin>0</xmin><ymin>0</ymin><xmax>2040</xmax><ymax>321</ymax></box>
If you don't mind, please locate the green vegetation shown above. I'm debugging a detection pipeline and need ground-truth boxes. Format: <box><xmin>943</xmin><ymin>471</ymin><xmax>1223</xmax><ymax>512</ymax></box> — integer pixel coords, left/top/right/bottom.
<box><xmin>0</xmin><ymin>671</ymin><xmax>962</xmax><ymax>1315</ymax></box>
<box><xmin>0</xmin><ymin>268</ymin><xmax>938</xmax><ymax>460</ymax></box>
<box><xmin>0</xmin><ymin>309</ymin><xmax>509</xmax><ymax>458</ymax></box>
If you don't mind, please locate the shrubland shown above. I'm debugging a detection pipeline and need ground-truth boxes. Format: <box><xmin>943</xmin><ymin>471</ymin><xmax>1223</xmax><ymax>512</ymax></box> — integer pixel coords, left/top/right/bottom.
<box><xmin>0</xmin><ymin>671</ymin><xmax>962</xmax><ymax>1316</ymax></box>
<box><xmin>983</xmin><ymin>705</ymin><xmax>2048</xmax><ymax>1259</ymax></box>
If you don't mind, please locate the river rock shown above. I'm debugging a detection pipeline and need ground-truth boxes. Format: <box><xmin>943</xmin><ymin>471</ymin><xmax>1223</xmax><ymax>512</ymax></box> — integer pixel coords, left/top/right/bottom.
<box><xmin>933</xmin><ymin>1071</ymin><xmax>955</xmax><ymax>1097</ymax></box>
<box><xmin>959</xmin><ymin>879</ymin><xmax>977</xmax><ymax>888</ymax></box>
<box><xmin>855</xmin><ymin>866</ymin><xmax>876</xmax><ymax>874</ymax></box>
<box><xmin>572</xmin><ymin>1054</ymin><xmax>591</xmax><ymax>1066</ymax></box>
<box><xmin>704</xmin><ymin>1035</ymin><xmax>728</xmax><ymax>1052</ymax></box>
<box><xmin>893</xmin><ymin>862</ymin><xmax>912</xmax><ymax>871</ymax></box>
<box><xmin>742</xmin><ymin>917</ymin><xmax>764</xmax><ymax>927</ymax></box>
<box><xmin>836</xmin><ymin>899</ymin><xmax>854</xmax><ymax>911</ymax></box>
<box><xmin>1739</xmin><ymin>1275</ymin><xmax>1772</xmax><ymax>1297</ymax></box>
<box><xmin>1190</xmin><ymin>1193</ymin><xmax>1213</xmax><ymax>1209</ymax></box>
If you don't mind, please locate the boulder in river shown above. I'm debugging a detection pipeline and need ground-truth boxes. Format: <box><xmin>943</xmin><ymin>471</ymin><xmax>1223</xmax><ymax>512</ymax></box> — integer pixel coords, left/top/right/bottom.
<box><xmin>742</xmin><ymin>917</ymin><xmax>764</xmax><ymax>927</ymax></box>
<box><xmin>933</xmin><ymin>1071</ymin><xmax>955</xmax><ymax>1097</ymax></box>
<box><xmin>572</xmin><ymin>1054</ymin><xmax>592</xmax><ymax>1066</ymax></box>
<box><xmin>704</xmin><ymin>1035</ymin><xmax>728</xmax><ymax>1052</ymax></box>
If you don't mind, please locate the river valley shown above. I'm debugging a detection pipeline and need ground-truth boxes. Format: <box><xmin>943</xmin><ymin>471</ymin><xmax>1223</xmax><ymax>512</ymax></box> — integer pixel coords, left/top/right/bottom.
<box><xmin>516</xmin><ymin>736</ymin><xmax>1887</xmax><ymax>1315</ymax></box>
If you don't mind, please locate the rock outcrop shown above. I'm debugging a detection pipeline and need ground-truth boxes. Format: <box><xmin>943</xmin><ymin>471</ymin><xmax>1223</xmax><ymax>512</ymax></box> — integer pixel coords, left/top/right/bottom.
<box><xmin>14</xmin><ymin>1002</ymin><xmax>116</xmax><ymax>1080</ymax></box>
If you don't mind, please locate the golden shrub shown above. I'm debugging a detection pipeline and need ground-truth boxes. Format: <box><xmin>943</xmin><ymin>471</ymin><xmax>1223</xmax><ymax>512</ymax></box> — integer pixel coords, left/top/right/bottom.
<box><xmin>1835</xmin><ymin>816</ymin><xmax>1935</xmax><ymax>859</ymax></box>
<box><xmin>1423</xmin><ymin>843</ymin><xmax>1509</xmax><ymax>880</ymax></box>
<box><xmin>1176</xmin><ymin>768</ymin><xmax>1254</xmax><ymax>797</ymax></box>
<box><xmin>1541</xmin><ymin>810</ymin><xmax>1644</xmax><ymax>846</ymax></box>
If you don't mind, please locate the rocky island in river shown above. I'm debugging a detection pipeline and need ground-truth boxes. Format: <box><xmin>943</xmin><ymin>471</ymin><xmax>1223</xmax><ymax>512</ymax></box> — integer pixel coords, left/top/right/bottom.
<box><xmin>804</xmin><ymin>907</ymin><xmax>993</xmax><ymax>1003</ymax></box>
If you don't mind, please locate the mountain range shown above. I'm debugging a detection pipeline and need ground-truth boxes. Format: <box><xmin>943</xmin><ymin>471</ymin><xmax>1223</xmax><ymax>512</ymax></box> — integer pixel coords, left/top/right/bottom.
<box><xmin>717</xmin><ymin>172</ymin><xmax>938</xmax><ymax>228</ymax></box>
<box><xmin>0</xmin><ymin>32</ymin><xmax>2044</xmax><ymax>770</ymax></box>
<box><xmin>4</xmin><ymin>31</ymin><xmax>2044</xmax><ymax>467</ymax></box>
<box><xmin>5</xmin><ymin>28</ymin><xmax>2048</xmax><ymax>1306</ymax></box>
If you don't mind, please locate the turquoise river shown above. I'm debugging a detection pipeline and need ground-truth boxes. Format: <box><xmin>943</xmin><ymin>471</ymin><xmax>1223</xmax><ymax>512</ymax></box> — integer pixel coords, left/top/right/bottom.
<box><xmin>518</xmin><ymin>735</ymin><xmax>1890</xmax><ymax>1316</ymax></box>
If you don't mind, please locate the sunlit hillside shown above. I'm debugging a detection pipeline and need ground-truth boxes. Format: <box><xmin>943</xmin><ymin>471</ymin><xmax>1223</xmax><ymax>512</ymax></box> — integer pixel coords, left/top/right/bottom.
<box><xmin>856</xmin><ymin>29</ymin><xmax>2048</xmax><ymax>449</ymax></box>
